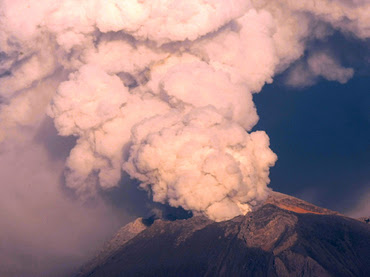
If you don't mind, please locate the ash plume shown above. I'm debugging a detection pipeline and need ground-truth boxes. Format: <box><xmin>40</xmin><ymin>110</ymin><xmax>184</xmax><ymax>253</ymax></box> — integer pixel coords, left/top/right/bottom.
<box><xmin>1</xmin><ymin>0</ymin><xmax>369</xmax><ymax>219</ymax></box>
<box><xmin>0</xmin><ymin>0</ymin><xmax>369</xmax><ymax>274</ymax></box>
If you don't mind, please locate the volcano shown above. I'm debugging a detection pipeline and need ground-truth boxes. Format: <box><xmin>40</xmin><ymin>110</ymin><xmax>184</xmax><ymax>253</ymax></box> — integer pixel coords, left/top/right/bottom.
<box><xmin>76</xmin><ymin>192</ymin><xmax>370</xmax><ymax>277</ymax></box>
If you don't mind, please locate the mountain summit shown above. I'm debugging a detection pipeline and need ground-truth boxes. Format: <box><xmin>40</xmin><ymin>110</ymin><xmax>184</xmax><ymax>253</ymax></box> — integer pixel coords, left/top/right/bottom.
<box><xmin>76</xmin><ymin>192</ymin><xmax>370</xmax><ymax>277</ymax></box>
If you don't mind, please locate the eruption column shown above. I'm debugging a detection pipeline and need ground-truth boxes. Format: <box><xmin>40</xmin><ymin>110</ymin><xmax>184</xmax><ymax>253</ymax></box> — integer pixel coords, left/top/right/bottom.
<box><xmin>1</xmin><ymin>0</ymin><xmax>369</xmax><ymax>221</ymax></box>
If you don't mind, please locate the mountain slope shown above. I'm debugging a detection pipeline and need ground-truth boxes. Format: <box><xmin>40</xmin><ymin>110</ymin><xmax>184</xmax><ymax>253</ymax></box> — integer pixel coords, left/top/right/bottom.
<box><xmin>77</xmin><ymin>192</ymin><xmax>370</xmax><ymax>277</ymax></box>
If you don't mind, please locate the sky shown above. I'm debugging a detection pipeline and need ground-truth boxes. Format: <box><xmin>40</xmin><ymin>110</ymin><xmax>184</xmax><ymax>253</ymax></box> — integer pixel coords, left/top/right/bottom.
<box><xmin>0</xmin><ymin>1</ymin><xmax>369</xmax><ymax>276</ymax></box>
<box><xmin>252</xmin><ymin>31</ymin><xmax>370</xmax><ymax>215</ymax></box>
<box><xmin>254</xmin><ymin>74</ymin><xmax>370</xmax><ymax>215</ymax></box>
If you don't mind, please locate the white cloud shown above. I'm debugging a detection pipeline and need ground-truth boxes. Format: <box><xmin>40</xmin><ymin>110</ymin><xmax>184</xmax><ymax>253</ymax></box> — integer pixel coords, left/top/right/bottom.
<box><xmin>286</xmin><ymin>51</ymin><xmax>354</xmax><ymax>87</ymax></box>
<box><xmin>0</xmin><ymin>0</ymin><xmax>369</xmax><ymax>228</ymax></box>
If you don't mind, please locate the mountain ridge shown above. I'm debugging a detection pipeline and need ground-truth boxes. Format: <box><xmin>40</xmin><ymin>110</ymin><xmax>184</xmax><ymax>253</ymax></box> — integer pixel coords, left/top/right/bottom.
<box><xmin>76</xmin><ymin>191</ymin><xmax>370</xmax><ymax>277</ymax></box>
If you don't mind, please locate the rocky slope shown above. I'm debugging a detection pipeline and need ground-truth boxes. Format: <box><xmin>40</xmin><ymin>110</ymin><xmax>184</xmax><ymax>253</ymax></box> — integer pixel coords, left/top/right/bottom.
<box><xmin>76</xmin><ymin>192</ymin><xmax>370</xmax><ymax>277</ymax></box>
<box><xmin>358</xmin><ymin>217</ymin><xmax>370</xmax><ymax>224</ymax></box>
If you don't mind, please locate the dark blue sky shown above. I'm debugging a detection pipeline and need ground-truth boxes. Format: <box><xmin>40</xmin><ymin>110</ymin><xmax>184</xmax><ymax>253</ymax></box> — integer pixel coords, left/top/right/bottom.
<box><xmin>253</xmin><ymin>75</ymin><xmax>370</xmax><ymax>214</ymax></box>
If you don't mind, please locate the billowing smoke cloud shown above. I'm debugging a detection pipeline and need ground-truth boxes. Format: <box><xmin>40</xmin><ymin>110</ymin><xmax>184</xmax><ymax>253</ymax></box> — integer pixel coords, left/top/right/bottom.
<box><xmin>1</xmin><ymin>0</ymin><xmax>369</xmax><ymax>273</ymax></box>
<box><xmin>286</xmin><ymin>51</ymin><xmax>354</xmax><ymax>87</ymax></box>
<box><xmin>1</xmin><ymin>0</ymin><xmax>370</xmax><ymax>219</ymax></box>
<box><xmin>45</xmin><ymin>4</ymin><xmax>283</xmax><ymax>220</ymax></box>
<box><xmin>124</xmin><ymin>107</ymin><xmax>276</xmax><ymax>221</ymax></box>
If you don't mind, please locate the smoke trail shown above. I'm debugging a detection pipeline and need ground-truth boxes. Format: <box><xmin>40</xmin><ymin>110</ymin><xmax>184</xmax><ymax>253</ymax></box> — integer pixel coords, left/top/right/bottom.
<box><xmin>1</xmin><ymin>0</ymin><xmax>369</xmax><ymax>223</ymax></box>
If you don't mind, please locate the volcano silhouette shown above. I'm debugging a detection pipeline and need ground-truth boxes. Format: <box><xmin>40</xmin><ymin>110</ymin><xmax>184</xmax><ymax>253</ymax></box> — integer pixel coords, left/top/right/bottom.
<box><xmin>76</xmin><ymin>192</ymin><xmax>370</xmax><ymax>277</ymax></box>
